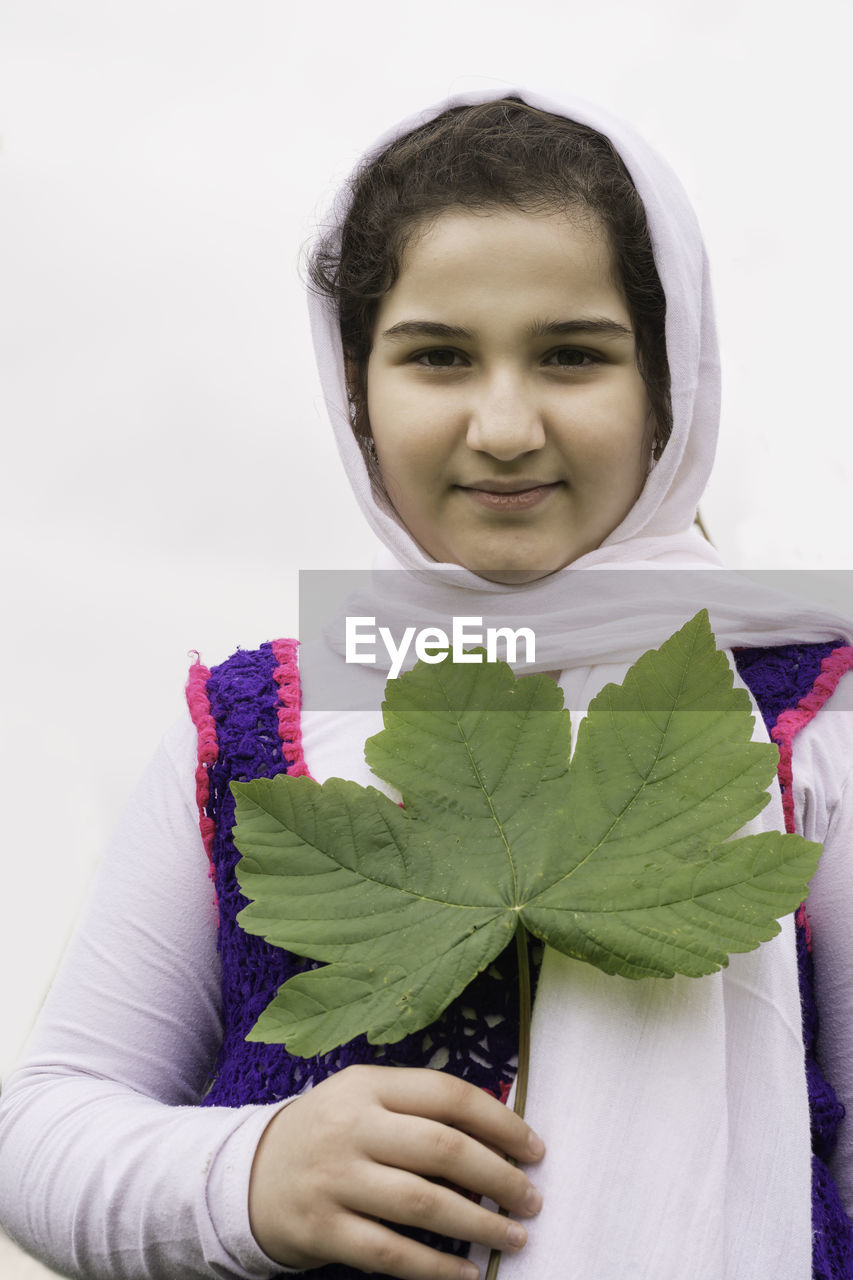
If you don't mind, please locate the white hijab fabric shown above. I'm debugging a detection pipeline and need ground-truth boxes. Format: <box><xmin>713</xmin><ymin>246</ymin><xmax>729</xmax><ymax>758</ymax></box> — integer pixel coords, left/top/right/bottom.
<box><xmin>309</xmin><ymin>86</ymin><xmax>851</xmax><ymax>669</ymax></box>
<box><xmin>309</xmin><ymin>88</ymin><xmax>720</xmax><ymax>570</ymax></box>
<box><xmin>302</xmin><ymin>89</ymin><xmax>842</xmax><ymax>1279</ymax></box>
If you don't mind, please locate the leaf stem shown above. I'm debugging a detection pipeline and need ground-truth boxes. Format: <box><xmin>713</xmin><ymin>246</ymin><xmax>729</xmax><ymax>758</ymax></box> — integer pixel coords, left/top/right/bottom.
<box><xmin>483</xmin><ymin>924</ymin><xmax>532</xmax><ymax>1280</ymax></box>
<box><xmin>513</xmin><ymin>923</ymin><xmax>531</xmax><ymax>1120</ymax></box>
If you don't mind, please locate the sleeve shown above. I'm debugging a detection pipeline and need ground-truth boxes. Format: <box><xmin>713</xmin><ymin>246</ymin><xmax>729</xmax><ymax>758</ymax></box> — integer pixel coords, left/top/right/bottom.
<box><xmin>0</xmin><ymin>714</ymin><xmax>295</xmax><ymax>1280</ymax></box>
<box><xmin>792</xmin><ymin>669</ymin><xmax>853</xmax><ymax>1215</ymax></box>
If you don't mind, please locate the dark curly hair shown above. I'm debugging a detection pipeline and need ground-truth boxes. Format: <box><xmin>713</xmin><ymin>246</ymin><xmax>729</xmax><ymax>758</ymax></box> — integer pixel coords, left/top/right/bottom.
<box><xmin>309</xmin><ymin>98</ymin><xmax>671</xmax><ymax>487</ymax></box>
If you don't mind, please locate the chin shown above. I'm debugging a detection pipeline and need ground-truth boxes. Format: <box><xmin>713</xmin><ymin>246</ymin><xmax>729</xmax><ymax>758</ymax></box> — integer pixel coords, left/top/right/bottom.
<box><xmin>470</xmin><ymin>565</ymin><xmax>562</xmax><ymax>585</ymax></box>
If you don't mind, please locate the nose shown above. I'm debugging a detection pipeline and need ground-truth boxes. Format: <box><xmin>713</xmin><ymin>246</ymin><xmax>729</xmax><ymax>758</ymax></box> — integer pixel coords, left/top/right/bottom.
<box><xmin>465</xmin><ymin>370</ymin><xmax>546</xmax><ymax>460</ymax></box>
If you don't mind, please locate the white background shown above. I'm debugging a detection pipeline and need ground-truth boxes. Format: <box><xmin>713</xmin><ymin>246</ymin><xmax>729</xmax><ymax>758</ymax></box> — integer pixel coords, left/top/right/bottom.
<box><xmin>1</xmin><ymin>2</ymin><xmax>851</xmax><ymax>1268</ymax></box>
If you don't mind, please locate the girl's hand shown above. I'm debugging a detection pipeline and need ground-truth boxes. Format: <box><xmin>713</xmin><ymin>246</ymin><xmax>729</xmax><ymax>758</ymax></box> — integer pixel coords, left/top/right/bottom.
<box><xmin>247</xmin><ymin>1064</ymin><xmax>545</xmax><ymax>1280</ymax></box>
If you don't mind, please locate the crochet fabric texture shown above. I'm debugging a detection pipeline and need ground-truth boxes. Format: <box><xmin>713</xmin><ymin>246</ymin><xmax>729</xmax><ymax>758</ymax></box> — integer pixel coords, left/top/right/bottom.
<box><xmin>187</xmin><ymin>639</ymin><xmax>853</xmax><ymax>1280</ymax></box>
<box><xmin>189</xmin><ymin>641</ymin><xmax>521</xmax><ymax>1277</ymax></box>
<box><xmin>734</xmin><ymin>642</ymin><xmax>853</xmax><ymax>1280</ymax></box>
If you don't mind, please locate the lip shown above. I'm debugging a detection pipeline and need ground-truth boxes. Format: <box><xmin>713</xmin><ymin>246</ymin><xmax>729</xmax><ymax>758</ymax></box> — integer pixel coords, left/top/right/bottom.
<box><xmin>458</xmin><ymin>481</ymin><xmax>562</xmax><ymax>511</ymax></box>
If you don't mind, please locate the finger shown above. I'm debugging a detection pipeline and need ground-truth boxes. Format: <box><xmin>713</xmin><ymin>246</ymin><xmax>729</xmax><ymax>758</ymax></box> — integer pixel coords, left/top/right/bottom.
<box><xmin>349</xmin><ymin>1164</ymin><xmax>531</xmax><ymax>1256</ymax></box>
<box><xmin>367</xmin><ymin>1111</ymin><xmax>542</xmax><ymax>1218</ymax></box>
<box><xmin>370</xmin><ymin>1067</ymin><xmax>545</xmax><ymax>1164</ymax></box>
<box><xmin>330</xmin><ymin>1212</ymin><xmax>481</xmax><ymax>1280</ymax></box>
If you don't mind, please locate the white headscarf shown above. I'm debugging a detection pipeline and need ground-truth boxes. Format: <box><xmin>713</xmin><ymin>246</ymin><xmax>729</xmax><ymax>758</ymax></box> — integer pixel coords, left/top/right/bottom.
<box><xmin>308</xmin><ymin>86</ymin><xmax>851</xmax><ymax>672</ymax></box>
<box><xmin>302</xmin><ymin>89</ymin><xmax>836</xmax><ymax>1279</ymax></box>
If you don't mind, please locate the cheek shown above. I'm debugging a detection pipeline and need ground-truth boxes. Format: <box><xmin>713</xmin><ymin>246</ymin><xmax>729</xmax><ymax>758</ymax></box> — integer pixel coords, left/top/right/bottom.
<box><xmin>368</xmin><ymin>387</ymin><xmax>458</xmax><ymax>478</ymax></box>
<box><xmin>375</xmin><ymin>444</ymin><xmax>451</xmax><ymax>528</ymax></box>
<box><xmin>554</xmin><ymin>382</ymin><xmax>649</xmax><ymax>463</ymax></box>
<box><xmin>560</xmin><ymin>390</ymin><xmax>651</xmax><ymax>518</ymax></box>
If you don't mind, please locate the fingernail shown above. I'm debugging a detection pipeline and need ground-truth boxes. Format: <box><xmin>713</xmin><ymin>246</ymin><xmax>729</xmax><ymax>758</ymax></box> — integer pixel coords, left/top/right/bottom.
<box><xmin>460</xmin><ymin>1264</ymin><xmax>479</xmax><ymax>1280</ymax></box>
<box><xmin>527</xmin><ymin>1131</ymin><xmax>545</xmax><ymax>1159</ymax></box>
<box><xmin>506</xmin><ymin>1222</ymin><xmax>527</xmax><ymax>1250</ymax></box>
<box><xmin>524</xmin><ymin>1185</ymin><xmax>543</xmax><ymax>1215</ymax></box>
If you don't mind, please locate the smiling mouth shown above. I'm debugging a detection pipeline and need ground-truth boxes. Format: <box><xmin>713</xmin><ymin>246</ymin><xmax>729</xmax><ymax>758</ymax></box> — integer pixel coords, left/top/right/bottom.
<box><xmin>458</xmin><ymin>482</ymin><xmax>562</xmax><ymax>511</ymax></box>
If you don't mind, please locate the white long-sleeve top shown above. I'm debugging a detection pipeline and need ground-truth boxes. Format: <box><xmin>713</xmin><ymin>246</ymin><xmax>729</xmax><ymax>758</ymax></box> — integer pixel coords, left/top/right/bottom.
<box><xmin>1</xmin><ymin>671</ymin><xmax>852</xmax><ymax>1280</ymax></box>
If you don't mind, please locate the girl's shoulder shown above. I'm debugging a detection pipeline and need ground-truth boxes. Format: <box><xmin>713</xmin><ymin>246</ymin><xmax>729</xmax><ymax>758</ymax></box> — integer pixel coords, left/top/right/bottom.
<box><xmin>186</xmin><ymin>639</ymin><xmax>300</xmax><ymax>736</ymax></box>
<box><xmin>733</xmin><ymin>640</ymin><xmax>853</xmax><ymax>832</ymax></box>
<box><xmin>184</xmin><ymin>634</ymin><xmax>303</xmax><ymax>783</ymax></box>
<box><xmin>733</xmin><ymin>641</ymin><xmax>853</xmax><ymax>735</ymax></box>
<box><xmin>187</xmin><ymin>637</ymin><xmax>298</xmax><ymax>697</ymax></box>
<box><xmin>787</xmin><ymin>654</ymin><xmax>853</xmax><ymax>834</ymax></box>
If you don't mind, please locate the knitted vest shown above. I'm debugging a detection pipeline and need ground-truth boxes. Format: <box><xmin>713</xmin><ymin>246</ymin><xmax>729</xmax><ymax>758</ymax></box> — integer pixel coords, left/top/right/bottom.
<box><xmin>187</xmin><ymin>638</ymin><xmax>853</xmax><ymax>1280</ymax></box>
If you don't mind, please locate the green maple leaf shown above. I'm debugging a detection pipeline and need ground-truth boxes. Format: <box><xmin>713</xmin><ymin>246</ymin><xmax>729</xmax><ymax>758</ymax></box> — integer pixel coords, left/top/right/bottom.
<box><xmin>232</xmin><ymin>610</ymin><xmax>821</xmax><ymax>1057</ymax></box>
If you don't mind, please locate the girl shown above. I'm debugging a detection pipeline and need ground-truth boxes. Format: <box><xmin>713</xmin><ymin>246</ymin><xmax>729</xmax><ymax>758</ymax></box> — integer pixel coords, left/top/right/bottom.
<box><xmin>1</xmin><ymin>89</ymin><xmax>852</xmax><ymax>1280</ymax></box>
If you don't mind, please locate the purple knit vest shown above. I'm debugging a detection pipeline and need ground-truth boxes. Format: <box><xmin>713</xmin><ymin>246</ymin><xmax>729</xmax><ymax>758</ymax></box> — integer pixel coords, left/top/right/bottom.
<box><xmin>188</xmin><ymin>641</ymin><xmax>518</xmax><ymax>1277</ymax></box>
<box><xmin>187</xmin><ymin>639</ymin><xmax>853</xmax><ymax>1280</ymax></box>
<box><xmin>733</xmin><ymin>643</ymin><xmax>853</xmax><ymax>1280</ymax></box>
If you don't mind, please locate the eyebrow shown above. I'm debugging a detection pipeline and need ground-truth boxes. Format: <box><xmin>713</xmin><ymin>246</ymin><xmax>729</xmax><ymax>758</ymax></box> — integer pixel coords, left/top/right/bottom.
<box><xmin>380</xmin><ymin>317</ymin><xmax>633</xmax><ymax>342</ymax></box>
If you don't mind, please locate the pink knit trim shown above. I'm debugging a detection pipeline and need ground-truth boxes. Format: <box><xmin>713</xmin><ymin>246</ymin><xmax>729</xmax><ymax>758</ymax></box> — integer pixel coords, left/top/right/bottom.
<box><xmin>796</xmin><ymin>903</ymin><xmax>813</xmax><ymax>951</ymax></box>
<box><xmin>185</xmin><ymin>653</ymin><xmax>219</xmax><ymax>871</ymax></box>
<box><xmin>771</xmin><ymin>646</ymin><xmax>853</xmax><ymax>835</ymax></box>
<box><xmin>271</xmin><ymin>638</ymin><xmax>312</xmax><ymax>779</ymax></box>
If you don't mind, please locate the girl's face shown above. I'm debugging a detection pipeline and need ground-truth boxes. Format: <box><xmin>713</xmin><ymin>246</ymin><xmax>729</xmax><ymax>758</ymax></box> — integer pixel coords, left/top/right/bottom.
<box><xmin>366</xmin><ymin>207</ymin><xmax>653</xmax><ymax>584</ymax></box>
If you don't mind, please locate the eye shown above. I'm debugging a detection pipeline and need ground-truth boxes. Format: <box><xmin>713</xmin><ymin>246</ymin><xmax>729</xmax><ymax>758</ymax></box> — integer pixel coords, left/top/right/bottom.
<box><xmin>544</xmin><ymin>347</ymin><xmax>598</xmax><ymax>368</ymax></box>
<box><xmin>413</xmin><ymin>348</ymin><xmax>467</xmax><ymax>368</ymax></box>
